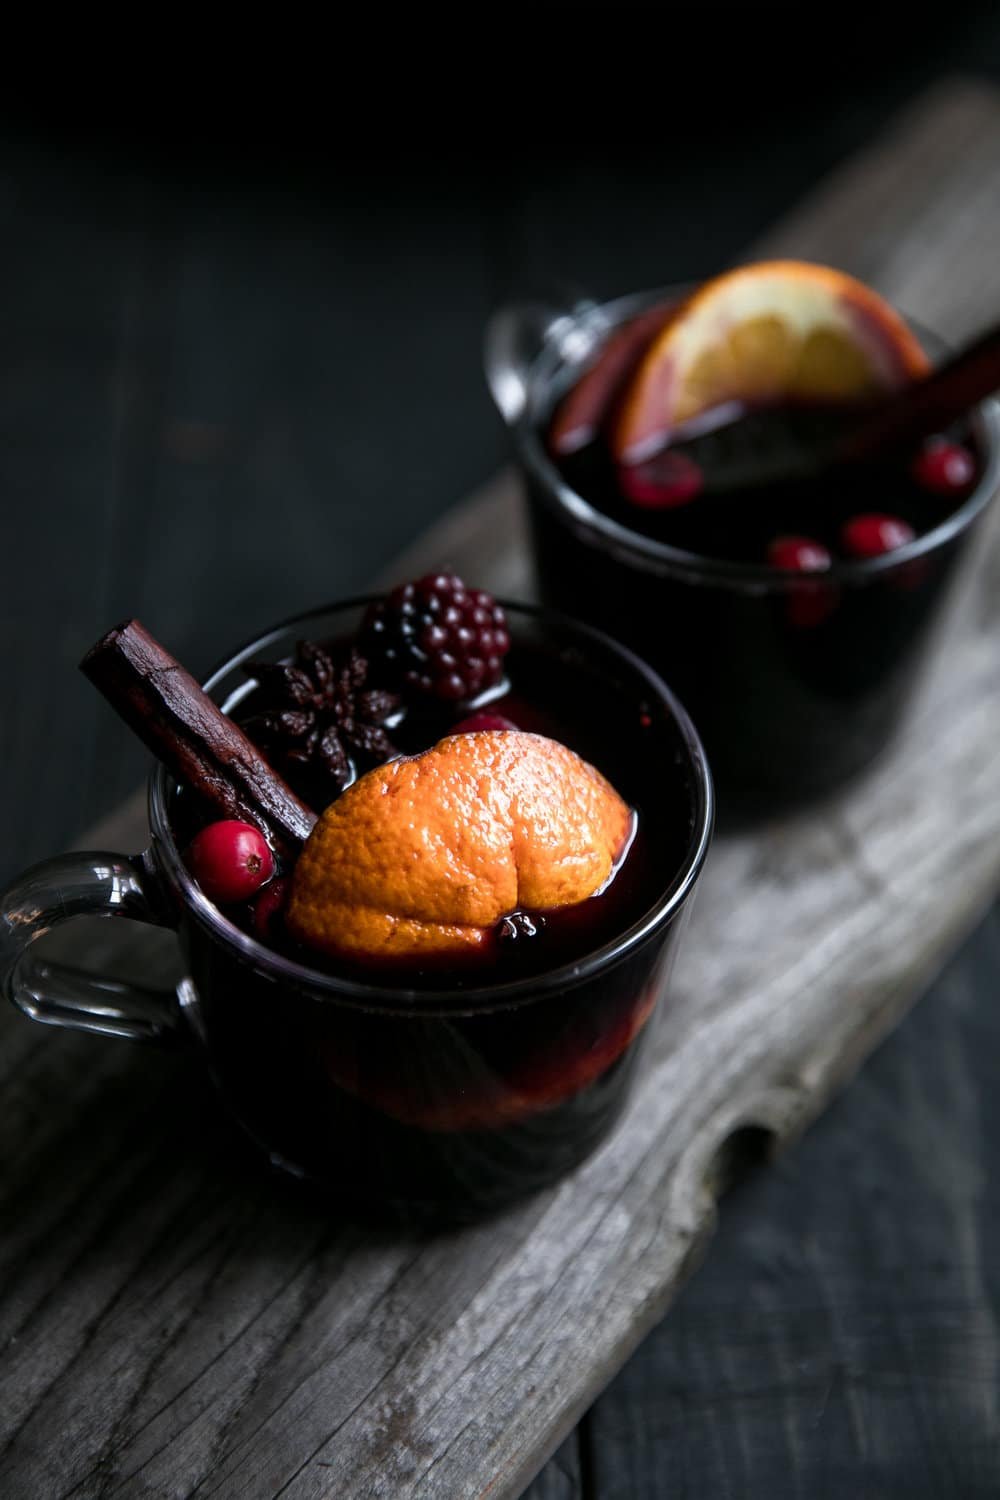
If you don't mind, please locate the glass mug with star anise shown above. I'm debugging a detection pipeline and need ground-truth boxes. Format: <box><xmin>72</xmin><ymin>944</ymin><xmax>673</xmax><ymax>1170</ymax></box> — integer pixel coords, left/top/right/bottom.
<box><xmin>0</xmin><ymin>594</ymin><xmax>712</xmax><ymax>1222</ymax></box>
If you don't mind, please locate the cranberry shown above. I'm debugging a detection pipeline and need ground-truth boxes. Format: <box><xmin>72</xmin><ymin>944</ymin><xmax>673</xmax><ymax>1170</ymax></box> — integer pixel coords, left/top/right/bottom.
<box><xmin>187</xmin><ymin>820</ymin><xmax>275</xmax><ymax>904</ymax></box>
<box><xmin>766</xmin><ymin>533</ymin><xmax>835</xmax><ymax>628</ymax></box>
<box><xmin>841</xmin><ymin>513</ymin><xmax>916</xmax><ymax>559</ymax></box>
<box><xmin>452</xmin><ymin>711</ymin><xmax>518</xmax><ymax>734</ymax></box>
<box><xmin>911</xmin><ymin>438</ymin><xmax>976</xmax><ymax>496</ymax></box>
<box><xmin>766</xmin><ymin>535</ymin><xmax>832</xmax><ymax>573</ymax></box>
<box><xmin>251</xmin><ymin>876</ymin><xmax>288</xmax><ymax>942</ymax></box>
<box><xmin>617</xmin><ymin>450</ymin><xmax>703</xmax><ymax>509</ymax></box>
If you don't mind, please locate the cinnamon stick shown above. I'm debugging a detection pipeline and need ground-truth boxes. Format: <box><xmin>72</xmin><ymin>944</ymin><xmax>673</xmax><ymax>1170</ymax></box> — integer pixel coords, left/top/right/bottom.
<box><xmin>81</xmin><ymin>620</ymin><xmax>317</xmax><ymax>852</ymax></box>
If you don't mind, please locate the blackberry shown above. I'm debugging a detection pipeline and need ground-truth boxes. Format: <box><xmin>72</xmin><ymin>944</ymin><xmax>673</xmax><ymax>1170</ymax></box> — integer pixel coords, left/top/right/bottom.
<box><xmin>361</xmin><ymin>573</ymin><xmax>511</xmax><ymax>702</ymax></box>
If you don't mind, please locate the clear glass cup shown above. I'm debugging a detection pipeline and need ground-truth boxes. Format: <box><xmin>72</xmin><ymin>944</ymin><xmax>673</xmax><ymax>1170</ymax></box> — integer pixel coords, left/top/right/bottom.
<box><xmin>486</xmin><ymin>289</ymin><xmax>1000</xmax><ymax>816</ymax></box>
<box><xmin>0</xmin><ymin>600</ymin><xmax>713</xmax><ymax>1223</ymax></box>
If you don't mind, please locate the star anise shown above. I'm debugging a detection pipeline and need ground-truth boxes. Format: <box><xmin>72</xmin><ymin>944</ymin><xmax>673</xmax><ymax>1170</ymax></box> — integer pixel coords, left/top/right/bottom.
<box><xmin>242</xmin><ymin>640</ymin><xmax>400</xmax><ymax>802</ymax></box>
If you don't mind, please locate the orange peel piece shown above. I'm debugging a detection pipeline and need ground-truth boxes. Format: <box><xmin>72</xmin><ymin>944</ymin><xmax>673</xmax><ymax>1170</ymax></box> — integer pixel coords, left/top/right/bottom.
<box><xmin>286</xmin><ymin>730</ymin><xmax>632</xmax><ymax>963</ymax></box>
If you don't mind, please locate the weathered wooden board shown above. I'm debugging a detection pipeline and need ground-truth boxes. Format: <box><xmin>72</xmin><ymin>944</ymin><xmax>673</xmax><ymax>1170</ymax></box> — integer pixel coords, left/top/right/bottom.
<box><xmin>3</xmin><ymin>78</ymin><xmax>1000</xmax><ymax>1500</ymax></box>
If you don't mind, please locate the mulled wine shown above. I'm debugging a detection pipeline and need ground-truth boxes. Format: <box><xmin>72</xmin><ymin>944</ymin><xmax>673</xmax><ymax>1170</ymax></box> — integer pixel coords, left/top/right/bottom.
<box><xmin>553</xmin><ymin>404</ymin><xmax>982</xmax><ymax>569</ymax></box>
<box><xmin>488</xmin><ymin>265</ymin><xmax>1000</xmax><ymax>813</ymax></box>
<box><xmin>154</xmin><ymin>597</ymin><xmax>712</xmax><ymax>1222</ymax></box>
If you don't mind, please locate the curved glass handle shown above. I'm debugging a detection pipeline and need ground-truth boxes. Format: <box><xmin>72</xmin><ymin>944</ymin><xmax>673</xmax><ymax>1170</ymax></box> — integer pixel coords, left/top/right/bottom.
<box><xmin>0</xmin><ymin>851</ymin><xmax>181</xmax><ymax>1042</ymax></box>
<box><xmin>483</xmin><ymin>297</ymin><xmax>609</xmax><ymax>426</ymax></box>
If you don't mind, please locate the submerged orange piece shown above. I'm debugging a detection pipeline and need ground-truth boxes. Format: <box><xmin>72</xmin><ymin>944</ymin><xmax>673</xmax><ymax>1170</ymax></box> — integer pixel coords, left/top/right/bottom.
<box><xmin>286</xmin><ymin>730</ymin><xmax>632</xmax><ymax>963</ymax></box>
<box><xmin>613</xmin><ymin>259</ymin><xmax>931</xmax><ymax>462</ymax></box>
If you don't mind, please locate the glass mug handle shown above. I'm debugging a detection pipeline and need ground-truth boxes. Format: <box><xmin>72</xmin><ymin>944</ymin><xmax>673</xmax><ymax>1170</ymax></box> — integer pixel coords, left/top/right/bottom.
<box><xmin>0</xmin><ymin>851</ymin><xmax>180</xmax><ymax>1042</ymax></box>
<box><xmin>483</xmin><ymin>296</ymin><xmax>610</xmax><ymax>425</ymax></box>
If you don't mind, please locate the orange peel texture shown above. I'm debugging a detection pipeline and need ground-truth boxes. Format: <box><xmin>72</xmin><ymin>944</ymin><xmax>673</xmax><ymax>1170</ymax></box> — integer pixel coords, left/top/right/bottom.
<box><xmin>286</xmin><ymin>730</ymin><xmax>632</xmax><ymax>963</ymax></box>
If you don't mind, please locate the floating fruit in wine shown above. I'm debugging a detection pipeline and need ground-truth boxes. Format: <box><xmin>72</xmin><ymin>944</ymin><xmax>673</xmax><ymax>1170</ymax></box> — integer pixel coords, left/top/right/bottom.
<box><xmin>613</xmin><ymin>260</ymin><xmax>930</xmax><ymax>463</ymax></box>
<box><xmin>187</xmin><ymin>820</ymin><xmax>275</xmax><ymax>904</ymax></box>
<box><xmin>286</xmin><ymin>730</ymin><xmax>632</xmax><ymax>963</ymax></box>
<box><xmin>498</xmin><ymin>261</ymin><xmax>996</xmax><ymax>811</ymax></box>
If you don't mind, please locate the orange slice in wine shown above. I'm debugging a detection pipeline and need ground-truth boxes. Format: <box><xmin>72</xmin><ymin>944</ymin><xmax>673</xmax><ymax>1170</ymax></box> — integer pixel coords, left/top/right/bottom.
<box><xmin>613</xmin><ymin>260</ymin><xmax>931</xmax><ymax>463</ymax></box>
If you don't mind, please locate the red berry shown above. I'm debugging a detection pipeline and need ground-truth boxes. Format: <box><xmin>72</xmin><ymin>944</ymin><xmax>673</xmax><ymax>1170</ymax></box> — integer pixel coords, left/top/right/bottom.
<box><xmin>911</xmin><ymin>438</ymin><xmax>976</xmax><ymax>496</ymax></box>
<box><xmin>452</xmin><ymin>711</ymin><xmax>518</xmax><ymax>734</ymax></box>
<box><xmin>187</xmin><ymin>820</ymin><xmax>275</xmax><ymax>904</ymax></box>
<box><xmin>841</xmin><ymin>513</ymin><xmax>916</xmax><ymax>559</ymax></box>
<box><xmin>251</xmin><ymin>876</ymin><xmax>288</xmax><ymax>941</ymax></box>
<box><xmin>766</xmin><ymin>534</ymin><xmax>836</xmax><ymax>628</ymax></box>
<box><xmin>766</xmin><ymin>534</ymin><xmax>832</xmax><ymax>573</ymax></box>
<box><xmin>617</xmin><ymin>450</ymin><xmax>703</xmax><ymax>509</ymax></box>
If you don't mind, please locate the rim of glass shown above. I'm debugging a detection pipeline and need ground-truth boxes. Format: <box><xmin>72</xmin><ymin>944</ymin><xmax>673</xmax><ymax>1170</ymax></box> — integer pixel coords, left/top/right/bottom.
<box><xmin>147</xmin><ymin>597</ymin><xmax>714</xmax><ymax>1016</ymax></box>
<box><xmin>513</xmin><ymin>284</ymin><xmax>1000</xmax><ymax>591</ymax></box>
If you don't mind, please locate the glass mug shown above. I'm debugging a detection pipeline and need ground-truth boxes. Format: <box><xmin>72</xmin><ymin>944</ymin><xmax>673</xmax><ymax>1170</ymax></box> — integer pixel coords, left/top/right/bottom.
<box><xmin>485</xmin><ymin>288</ymin><xmax>1000</xmax><ymax>816</ymax></box>
<box><xmin>0</xmin><ymin>601</ymin><xmax>713</xmax><ymax>1223</ymax></box>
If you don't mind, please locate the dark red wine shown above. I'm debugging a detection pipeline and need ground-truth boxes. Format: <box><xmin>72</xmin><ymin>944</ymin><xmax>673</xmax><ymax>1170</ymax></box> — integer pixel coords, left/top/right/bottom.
<box><xmin>554</xmin><ymin>403</ymin><xmax>982</xmax><ymax>565</ymax></box>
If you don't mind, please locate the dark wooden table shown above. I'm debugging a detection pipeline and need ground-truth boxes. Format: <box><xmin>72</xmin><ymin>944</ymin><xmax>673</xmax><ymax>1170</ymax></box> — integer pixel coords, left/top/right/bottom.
<box><xmin>3</xmin><ymin>28</ymin><xmax>1000</xmax><ymax>1496</ymax></box>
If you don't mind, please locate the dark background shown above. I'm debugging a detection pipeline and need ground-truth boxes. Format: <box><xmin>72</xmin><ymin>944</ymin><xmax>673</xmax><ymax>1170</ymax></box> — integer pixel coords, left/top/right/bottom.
<box><xmin>3</xmin><ymin>3</ymin><xmax>1000</xmax><ymax>879</ymax></box>
<box><xmin>2</xmin><ymin>7</ymin><xmax>1000</xmax><ymax>1495</ymax></box>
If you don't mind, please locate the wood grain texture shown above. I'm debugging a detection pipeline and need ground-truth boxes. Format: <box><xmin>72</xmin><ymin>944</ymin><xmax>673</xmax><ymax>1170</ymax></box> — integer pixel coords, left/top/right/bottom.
<box><xmin>578</xmin><ymin>903</ymin><xmax>1000</xmax><ymax>1499</ymax></box>
<box><xmin>3</xmin><ymin>77</ymin><xmax>1000</xmax><ymax>1500</ymax></box>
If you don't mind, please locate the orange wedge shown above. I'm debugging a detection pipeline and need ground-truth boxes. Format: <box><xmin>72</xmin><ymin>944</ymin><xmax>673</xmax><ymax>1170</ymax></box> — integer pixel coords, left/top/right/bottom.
<box><xmin>613</xmin><ymin>260</ymin><xmax>931</xmax><ymax>463</ymax></box>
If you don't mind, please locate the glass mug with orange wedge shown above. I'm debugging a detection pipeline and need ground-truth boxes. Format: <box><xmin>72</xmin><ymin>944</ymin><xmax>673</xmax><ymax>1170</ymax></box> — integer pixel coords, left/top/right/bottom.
<box><xmin>0</xmin><ymin>593</ymin><xmax>713</xmax><ymax>1223</ymax></box>
<box><xmin>486</xmin><ymin>261</ymin><xmax>1000</xmax><ymax>814</ymax></box>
